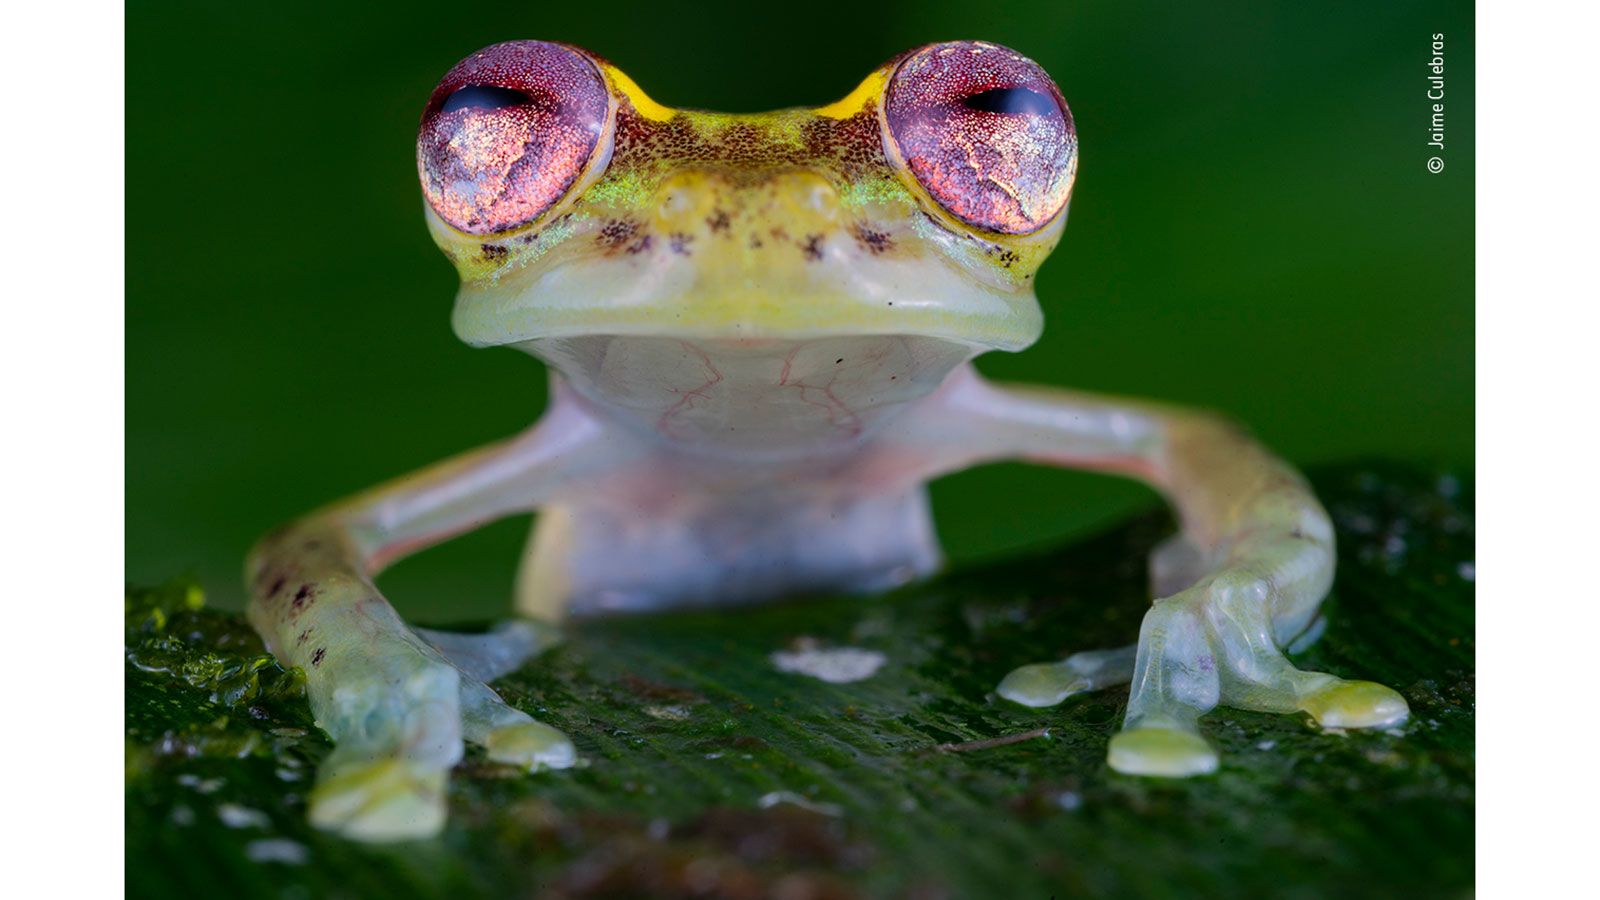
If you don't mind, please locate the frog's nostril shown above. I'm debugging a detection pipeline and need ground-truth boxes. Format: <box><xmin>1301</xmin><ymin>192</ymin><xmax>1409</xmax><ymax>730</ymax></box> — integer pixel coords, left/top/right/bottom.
<box><xmin>657</xmin><ymin>188</ymin><xmax>694</xmax><ymax>219</ymax></box>
<box><xmin>805</xmin><ymin>183</ymin><xmax>838</xmax><ymax>214</ymax></box>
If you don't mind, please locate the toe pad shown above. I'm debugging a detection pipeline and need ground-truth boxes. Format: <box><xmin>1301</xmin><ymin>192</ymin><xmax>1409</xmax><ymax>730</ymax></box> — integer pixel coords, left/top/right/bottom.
<box><xmin>1300</xmin><ymin>680</ymin><xmax>1410</xmax><ymax>729</ymax></box>
<box><xmin>996</xmin><ymin>662</ymin><xmax>1079</xmax><ymax>708</ymax></box>
<box><xmin>485</xmin><ymin>721</ymin><xmax>577</xmax><ymax>771</ymax></box>
<box><xmin>1108</xmin><ymin>727</ymin><xmax>1219</xmax><ymax>777</ymax></box>
<box><xmin>309</xmin><ymin>759</ymin><xmax>447</xmax><ymax>842</ymax></box>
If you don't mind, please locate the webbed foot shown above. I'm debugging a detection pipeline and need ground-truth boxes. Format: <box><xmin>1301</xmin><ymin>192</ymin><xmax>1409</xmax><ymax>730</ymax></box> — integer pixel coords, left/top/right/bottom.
<box><xmin>999</xmin><ymin>558</ymin><xmax>1407</xmax><ymax>778</ymax></box>
<box><xmin>300</xmin><ymin>617</ymin><xmax>572</xmax><ymax>841</ymax></box>
<box><xmin>1108</xmin><ymin>568</ymin><xmax>1405</xmax><ymax>777</ymax></box>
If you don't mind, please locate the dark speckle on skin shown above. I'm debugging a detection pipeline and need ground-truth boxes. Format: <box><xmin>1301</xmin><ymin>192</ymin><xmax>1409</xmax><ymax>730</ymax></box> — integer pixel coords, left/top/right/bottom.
<box><xmin>626</xmin><ymin>234</ymin><xmax>654</xmax><ymax>255</ymax></box>
<box><xmin>598</xmin><ymin>218</ymin><xmax>638</xmax><ymax>248</ymax></box>
<box><xmin>853</xmin><ymin>224</ymin><xmax>893</xmax><ymax>254</ymax></box>
<box><xmin>311</xmin><ymin>648</ymin><xmax>326</xmax><ymax>667</ymax></box>
<box><xmin>801</xmin><ymin>234</ymin><xmax>824</xmax><ymax>261</ymax></box>
<box><xmin>480</xmin><ymin>243</ymin><xmax>508</xmax><ymax>262</ymax></box>
<box><xmin>669</xmin><ymin>233</ymin><xmax>694</xmax><ymax>256</ymax></box>
<box><xmin>291</xmin><ymin>584</ymin><xmax>316</xmax><ymax>611</ymax></box>
<box><xmin>706</xmin><ymin>209</ymin><xmax>731</xmax><ymax>233</ymax></box>
<box><xmin>267</xmin><ymin>576</ymin><xmax>287</xmax><ymax>598</ymax></box>
<box><xmin>296</xmin><ymin>628</ymin><xmax>311</xmax><ymax>646</ymax></box>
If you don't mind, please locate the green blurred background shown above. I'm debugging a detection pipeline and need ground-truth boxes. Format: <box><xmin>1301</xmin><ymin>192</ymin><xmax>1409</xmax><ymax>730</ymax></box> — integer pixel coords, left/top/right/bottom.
<box><xmin>127</xmin><ymin>1</ymin><xmax>1473</xmax><ymax>618</ymax></box>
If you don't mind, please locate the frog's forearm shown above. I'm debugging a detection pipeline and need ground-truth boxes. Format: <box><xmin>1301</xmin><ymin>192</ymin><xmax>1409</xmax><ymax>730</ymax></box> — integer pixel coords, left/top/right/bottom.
<box><xmin>257</xmin><ymin>399</ymin><xmax>606</xmax><ymax>574</ymax></box>
<box><xmin>246</xmin><ymin>399</ymin><xmax>610</xmax><ymax>656</ymax></box>
<box><xmin>912</xmin><ymin>368</ymin><xmax>1329</xmax><ymax>573</ymax></box>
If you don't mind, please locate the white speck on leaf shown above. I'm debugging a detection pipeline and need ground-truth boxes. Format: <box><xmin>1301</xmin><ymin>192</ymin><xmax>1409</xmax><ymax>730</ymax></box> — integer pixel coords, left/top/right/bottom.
<box><xmin>245</xmin><ymin>839</ymin><xmax>309</xmax><ymax>865</ymax></box>
<box><xmin>218</xmin><ymin>804</ymin><xmax>270</xmax><ymax>829</ymax></box>
<box><xmin>758</xmin><ymin>790</ymin><xmax>844</xmax><ymax>817</ymax></box>
<box><xmin>771</xmin><ymin>643</ymin><xmax>886</xmax><ymax>683</ymax></box>
<box><xmin>177</xmin><ymin>774</ymin><xmax>223</xmax><ymax>794</ymax></box>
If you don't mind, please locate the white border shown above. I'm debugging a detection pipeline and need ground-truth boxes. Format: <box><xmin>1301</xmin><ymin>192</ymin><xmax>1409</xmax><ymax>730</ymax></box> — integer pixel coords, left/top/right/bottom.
<box><xmin>1477</xmin><ymin>2</ymin><xmax>1596</xmax><ymax>896</ymax></box>
<box><xmin>4</xmin><ymin>0</ymin><xmax>1586</xmax><ymax>894</ymax></box>
<box><xmin>2</xmin><ymin>1</ymin><xmax>125</xmax><ymax>894</ymax></box>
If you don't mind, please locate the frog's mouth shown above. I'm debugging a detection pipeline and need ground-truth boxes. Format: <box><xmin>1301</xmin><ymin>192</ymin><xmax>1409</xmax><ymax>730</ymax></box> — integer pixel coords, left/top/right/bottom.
<box><xmin>448</xmin><ymin>238</ymin><xmax>1045</xmax><ymax>354</ymax></box>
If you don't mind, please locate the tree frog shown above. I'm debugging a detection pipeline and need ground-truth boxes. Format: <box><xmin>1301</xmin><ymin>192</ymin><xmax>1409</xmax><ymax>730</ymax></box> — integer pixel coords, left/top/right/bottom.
<box><xmin>248</xmin><ymin>39</ymin><xmax>1409</xmax><ymax>841</ymax></box>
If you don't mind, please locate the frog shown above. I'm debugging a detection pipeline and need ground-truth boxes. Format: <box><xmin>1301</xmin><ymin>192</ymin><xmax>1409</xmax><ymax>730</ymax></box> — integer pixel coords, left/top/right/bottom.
<box><xmin>247</xmin><ymin>39</ymin><xmax>1410</xmax><ymax>841</ymax></box>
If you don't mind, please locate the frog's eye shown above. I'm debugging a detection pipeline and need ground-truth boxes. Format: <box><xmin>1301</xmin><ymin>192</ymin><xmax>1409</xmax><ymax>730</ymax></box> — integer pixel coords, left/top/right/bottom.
<box><xmin>884</xmin><ymin>41</ymin><xmax>1077</xmax><ymax>235</ymax></box>
<box><xmin>418</xmin><ymin>41</ymin><xmax>610</xmax><ymax>235</ymax></box>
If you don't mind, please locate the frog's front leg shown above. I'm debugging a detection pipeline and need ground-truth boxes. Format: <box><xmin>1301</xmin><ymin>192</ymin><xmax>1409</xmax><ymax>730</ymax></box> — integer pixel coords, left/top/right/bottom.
<box><xmin>246</xmin><ymin>393</ymin><xmax>622</xmax><ymax>840</ymax></box>
<box><xmin>901</xmin><ymin>367</ymin><xmax>1408</xmax><ymax>776</ymax></box>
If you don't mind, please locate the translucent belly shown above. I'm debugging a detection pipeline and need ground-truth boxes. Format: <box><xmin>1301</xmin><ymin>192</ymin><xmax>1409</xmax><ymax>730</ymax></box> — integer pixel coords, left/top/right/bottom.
<box><xmin>516</xmin><ymin>479</ymin><xmax>942</xmax><ymax>618</ymax></box>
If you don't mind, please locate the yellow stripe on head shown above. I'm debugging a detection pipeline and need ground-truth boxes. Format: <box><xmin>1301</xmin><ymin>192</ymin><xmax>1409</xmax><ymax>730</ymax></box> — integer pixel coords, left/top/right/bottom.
<box><xmin>603</xmin><ymin>65</ymin><xmax>677</xmax><ymax>122</ymax></box>
<box><xmin>814</xmin><ymin>70</ymin><xmax>889</xmax><ymax>120</ymax></box>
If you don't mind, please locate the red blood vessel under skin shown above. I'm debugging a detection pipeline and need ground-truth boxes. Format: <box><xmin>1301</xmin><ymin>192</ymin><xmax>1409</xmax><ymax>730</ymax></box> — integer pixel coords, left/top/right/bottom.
<box><xmin>247</xmin><ymin>39</ymin><xmax>1409</xmax><ymax>841</ymax></box>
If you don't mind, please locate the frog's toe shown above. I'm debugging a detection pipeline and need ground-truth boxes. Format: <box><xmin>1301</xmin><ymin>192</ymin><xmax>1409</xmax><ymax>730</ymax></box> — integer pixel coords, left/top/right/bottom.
<box><xmin>1107</xmin><ymin>726</ymin><xmax>1219</xmax><ymax>777</ymax></box>
<box><xmin>1299</xmin><ymin>679</ymin><xmax>1410</xmax><ymax>729</ymax></box>
<box><xmin>998</xmin><ymin>645</ymin><xmax>1137</xmax><ymax>707</ymax></box>
<box><xmin>484</xmin><ymin>720</ymin><xmax>577</xmax><ymax>771</ymax></box>
<box><xmin>455</xmin><ymin>673</ymin><xmax>579</xmax><ymax>772</ymax></box>
<box><xmin>308</xmin><ymin>758</ymin><xmax>448</xmax><ymax>842</ymax></box>
<box><xmin>997</xmin><ymin>662</ymin><xmax>1082</xmax><ymax>707</ymax></box>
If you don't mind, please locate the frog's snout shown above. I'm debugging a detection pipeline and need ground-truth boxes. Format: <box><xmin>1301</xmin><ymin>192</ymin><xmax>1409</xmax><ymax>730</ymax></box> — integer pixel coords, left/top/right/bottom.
<box><xmin>649</xmin><ymin>169</ymin><xmax>847</xmax><ymax>250</ymax></box>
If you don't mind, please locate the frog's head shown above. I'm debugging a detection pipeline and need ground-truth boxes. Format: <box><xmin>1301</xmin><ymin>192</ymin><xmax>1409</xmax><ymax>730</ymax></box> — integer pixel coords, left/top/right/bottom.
<box><xmin>419</xmin><ymin>40</ymin><xmax>1076</xmax><ymax>353</ymax></box>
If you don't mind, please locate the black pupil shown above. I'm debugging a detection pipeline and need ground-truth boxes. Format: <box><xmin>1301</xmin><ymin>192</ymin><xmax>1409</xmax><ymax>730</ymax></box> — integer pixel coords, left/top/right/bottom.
<box><xmin>961</xmin><ymin>87</ymin><xmax>1056</xmax><ymax>117</ymax></box>
<box><xmin>440</xmin><ymin>84</ymin><xmax>532</xmax><ymax>114</ymax></box>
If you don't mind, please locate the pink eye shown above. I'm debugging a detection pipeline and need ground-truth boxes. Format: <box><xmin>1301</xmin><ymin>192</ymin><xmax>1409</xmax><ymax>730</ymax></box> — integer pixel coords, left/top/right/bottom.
<box><xmin>417</xmin><ymin>41</ymin><xmax>609</xmax><ymax>235</ymax></box>
<box><xmin>885</xmin><ymin>41</ymin><xmax>1077</xmax><ymax>235</ymax></box>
